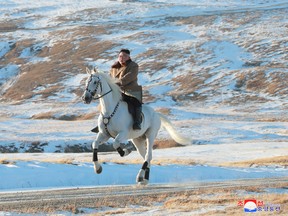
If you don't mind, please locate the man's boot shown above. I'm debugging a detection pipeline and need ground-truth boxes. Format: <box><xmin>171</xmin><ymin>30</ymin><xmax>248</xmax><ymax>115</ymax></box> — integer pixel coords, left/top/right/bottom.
<box><xmin>91</xmin><ymin>126</ymin><xmax>99</xmax><ymax>133</ymax></box>
<box><xmin>133</xmin><ymin>106</ymin><xmax>142</xmax><ymax>130</ymax></box>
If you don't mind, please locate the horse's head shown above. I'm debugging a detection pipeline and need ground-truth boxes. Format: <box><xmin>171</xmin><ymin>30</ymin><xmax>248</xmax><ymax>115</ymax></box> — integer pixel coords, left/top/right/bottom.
<box><xmin>82</xmin><ymin>68</ymin><xmax>102</xmax><ymax>104</ymax></box>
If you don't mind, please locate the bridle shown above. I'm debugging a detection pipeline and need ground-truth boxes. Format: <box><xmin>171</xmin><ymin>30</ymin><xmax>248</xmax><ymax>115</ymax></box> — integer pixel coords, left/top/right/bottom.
<box><xmin>85</xmin><ymin>74</ymin><xmax>112</xmax><ymax>100</ymax></box>
<box><xmin>85</xmin><ymin>74</ymin><xmax>119</xmax><ymax>138</ymax></box>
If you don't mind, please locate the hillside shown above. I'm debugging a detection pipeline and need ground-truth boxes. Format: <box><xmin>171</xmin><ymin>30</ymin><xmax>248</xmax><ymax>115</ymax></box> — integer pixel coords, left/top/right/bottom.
<box><xmin>0</xmin><ymin>0</ymin><xmax>287</xmax><ymax>152</ymax></box>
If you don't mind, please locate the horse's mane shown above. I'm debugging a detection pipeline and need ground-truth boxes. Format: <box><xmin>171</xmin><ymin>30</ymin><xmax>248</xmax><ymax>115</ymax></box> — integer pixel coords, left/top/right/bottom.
<box><xmin>94</xmin><ymin>71</ymin><xmax>122</xmax><ymax>101</ymax></box>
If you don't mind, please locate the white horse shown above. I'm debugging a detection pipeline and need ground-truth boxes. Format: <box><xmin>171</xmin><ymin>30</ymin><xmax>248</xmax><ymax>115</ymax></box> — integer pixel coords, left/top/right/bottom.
<box><xmin>82</xmin><ymin>68</ymin><xmax>191</xmax><ymax>185</ymax></box>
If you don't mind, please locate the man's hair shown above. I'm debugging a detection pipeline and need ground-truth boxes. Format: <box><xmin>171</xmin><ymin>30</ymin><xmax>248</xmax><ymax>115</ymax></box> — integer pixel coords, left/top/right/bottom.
<box><xmin>119</xmin><ymin>49</ymin><xmax>130</xmax><ymax>55</ymax></box>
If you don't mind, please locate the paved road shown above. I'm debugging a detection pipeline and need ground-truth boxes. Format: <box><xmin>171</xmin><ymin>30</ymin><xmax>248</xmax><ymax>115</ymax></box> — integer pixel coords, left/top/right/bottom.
<box><xmin>0</xmin><ymin>177</ymin><xmax>287</xmax><ymax>214</ymax></box>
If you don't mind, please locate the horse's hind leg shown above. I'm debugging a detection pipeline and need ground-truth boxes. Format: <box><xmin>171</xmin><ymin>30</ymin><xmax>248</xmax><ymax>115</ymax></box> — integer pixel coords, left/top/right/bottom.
<box><xmin>136</xmin><ymin>117</ymin><xmax>161</xmax><ymax>185</ymax></box>
<box><xmin>132</xmin><ymin>137</ymin><xmax>148</xmax><ymax>184</ymax></box>
<box><xmin>132</xmin><ymin>137</ymin><xmax>146</xmax><ymax>159</ymax></box>
<box><xmin>135</xmin><ymin>133</ymin><xmax>157</xmax><ymax>185</ymax></box>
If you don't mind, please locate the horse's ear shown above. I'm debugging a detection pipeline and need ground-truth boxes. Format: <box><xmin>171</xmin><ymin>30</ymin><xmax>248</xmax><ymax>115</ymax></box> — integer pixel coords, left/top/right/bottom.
<box><xmin>86</xmin><ymin>67</ymin><xmax>91</xmax><ymax>75</ymax></box>
<box><xmin>93</xmin><ymin>67</ymin><xmax>98</xmax><ymax>73</ymax></box>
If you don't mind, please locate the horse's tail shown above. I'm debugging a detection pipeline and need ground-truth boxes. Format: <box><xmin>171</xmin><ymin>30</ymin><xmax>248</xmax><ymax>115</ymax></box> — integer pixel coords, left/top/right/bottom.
<box><xmin>158</xmin><ymin>113</ymin><xmax>192</xmax><ymax>145</ymax></box>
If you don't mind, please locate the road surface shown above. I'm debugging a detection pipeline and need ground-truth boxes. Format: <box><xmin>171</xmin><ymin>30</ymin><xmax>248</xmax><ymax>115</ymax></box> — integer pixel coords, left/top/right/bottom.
<box><xmin>0</xmin><ymin>177</ymin><xmax>287</xmax><ymax>215</ymax></box>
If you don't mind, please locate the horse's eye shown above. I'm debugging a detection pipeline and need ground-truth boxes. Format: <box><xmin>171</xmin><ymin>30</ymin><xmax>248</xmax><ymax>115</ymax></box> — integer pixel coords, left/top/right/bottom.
<box><xmin>94</xmin><ymin>81</ymin><xmax>97</xmax><ymax>84</ymax></box>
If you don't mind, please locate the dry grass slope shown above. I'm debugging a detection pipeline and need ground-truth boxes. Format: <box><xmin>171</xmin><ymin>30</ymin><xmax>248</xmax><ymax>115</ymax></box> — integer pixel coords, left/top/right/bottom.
<box><xmin>1</xmin><ymin>8</ymin><xmax>287</xmax><ymax>108</ymax></box>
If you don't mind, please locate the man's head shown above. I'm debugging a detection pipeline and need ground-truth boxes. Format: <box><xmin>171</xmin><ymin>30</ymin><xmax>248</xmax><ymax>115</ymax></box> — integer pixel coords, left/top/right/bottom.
<box><xmin>118</xmin><ymin>49</ymin><xmax>131</xmax><ymax>65</ymax></box>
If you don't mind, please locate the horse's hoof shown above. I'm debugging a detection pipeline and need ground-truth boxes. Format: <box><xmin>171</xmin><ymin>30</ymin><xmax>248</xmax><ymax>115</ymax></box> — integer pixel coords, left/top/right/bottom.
<box><xmin>138</xmin><ymin>179</ymin><xmax>148</xmax><ymax>186</ymax></box>
<box><xmin>94</xmin><ymin>165</ymin><xmax>102</xmax><ymax>174</ymax></box>
<box><xmin>137</xmin><ymin>176</ymin><xmax>144</xmax><ymax>183</ymax></box>
<box><xmin>97</xmin><ymin>166</ymin><xmax>102</xmax><ymax>174</ymax></box>
<box><xmin>136</xmin><ymin>169</ymin><xmax>145</xmax><ymax>183</ymax></box>
<box><xmin>124</xmin><ymin>148</ymin><xmax>132</xmax><ymax>157</ymax></box>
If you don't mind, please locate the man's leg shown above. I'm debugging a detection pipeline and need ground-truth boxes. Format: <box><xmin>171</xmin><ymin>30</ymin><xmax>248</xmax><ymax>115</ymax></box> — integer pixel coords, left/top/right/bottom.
<box><xmin>133</xmin><ymin>103</ymin><xmax>142</xmax><ymax>130</ymax></box>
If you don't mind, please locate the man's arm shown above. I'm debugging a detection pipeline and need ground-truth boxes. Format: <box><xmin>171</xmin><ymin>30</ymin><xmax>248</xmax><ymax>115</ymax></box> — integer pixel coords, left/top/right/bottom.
<box><xmin>118</xmin><ymin>63</ymin><xmax>139</xmax><ymax>87</ymax></box>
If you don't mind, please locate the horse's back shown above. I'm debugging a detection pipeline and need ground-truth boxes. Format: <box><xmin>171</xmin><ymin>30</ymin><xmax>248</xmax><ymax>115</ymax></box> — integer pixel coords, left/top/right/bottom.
<box><xmin>142</xmin><ymin>105</ymin><xmax>161</xmax><ymax>129</ymax></box>
<box><xmin>142</xmin><ymin>104</ymin><xmax>158</xmax><ymax>119</ymax></box>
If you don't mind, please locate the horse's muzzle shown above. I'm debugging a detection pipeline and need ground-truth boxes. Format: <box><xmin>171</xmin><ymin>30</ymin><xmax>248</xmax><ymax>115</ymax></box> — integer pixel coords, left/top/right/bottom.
<box><xmin>82</xmin><ymin>93</ymin><xmax>92</xmax><ymax>104</ymax></box>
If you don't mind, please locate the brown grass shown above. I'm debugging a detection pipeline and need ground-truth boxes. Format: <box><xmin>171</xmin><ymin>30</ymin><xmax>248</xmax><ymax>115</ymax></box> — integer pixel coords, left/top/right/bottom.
<box><xmin>235</xmin><ymin>73</ymin><xmax>246</xmax><ymax>89</ymax></box>
<box><xmin>31</xmin><ymin>111</ymin><xmax>97</xmax><ymax>120</ymax></box>
<box><xmin>153</xmin><ymin>139</ymin><xmax>183</xmax><ymax>149</ymax></box>
<box><xmin>0</xmin><ymin>20</ymin><xmax>23</xmax><ymax>32</ymax></box>
<box><xmin>155</xmin><ymin>107</ymin><xmax>171</xmax><ymax>115</ymax></box>
<box><xmin>0</xmin><ymin>159</ymin><xmax>16</xmax><ymax>165</ymax></box>
<box><xmin>176</xmin><ymin>15</ymin><xmax>217</xmax><ymax>26</ymax></box>
<box><xmin>221</xmin><ymin>155</ymin><xmax>288</xmax><ymax>168</ymax></box>
<box><xmin>1</xmin><ymin>25</ymin><xmax>117</xmax><ymax>102</ymax></box>
<box><xmin>42</xmin><ymin>158</ymin><xmax>75</xmax><ymax>165</ymax></box>
<box><xmin>162</xmin><ymin>186</ymin><xmax>288</xmax><ymax>216</ymax></box>
<box><xmin>0</xmin><ymin>158</ymin><xmax>75</xmax><ymax>165</ymax></box>
<box><xmin>171</xmin><ymin>73</ymin><xmax>210</xmax><ymax>101</ymax></box>
<box><xmin>246</xmin><ymin>70</ymin><xmax>267</xmax><ymax>92</ymax></box>
<box><xmin>94</xmin><ymin>182</ymin><xmax>286</xmax><ymax>216</ymax></box>
<box><xmin>256</xmin><ymin>116</ymin><xmax>288</xmax><ymax>122</ymax></box>
<box><xmin>31</xmin><ymin>111</ymin><xmax>57</xmax><ymax>120</ymax></box>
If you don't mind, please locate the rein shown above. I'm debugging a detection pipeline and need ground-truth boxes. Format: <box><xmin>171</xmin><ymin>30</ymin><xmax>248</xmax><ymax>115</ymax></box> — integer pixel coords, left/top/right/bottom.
<box><xmin>94</xmin><ymin>89</ymin><xmax>112</xmax><ymax>100</ymax></box>
<box><xmin>86</xmin><ymin>74</ymin><xmax>120</xmax><ymax>138</ymax></box>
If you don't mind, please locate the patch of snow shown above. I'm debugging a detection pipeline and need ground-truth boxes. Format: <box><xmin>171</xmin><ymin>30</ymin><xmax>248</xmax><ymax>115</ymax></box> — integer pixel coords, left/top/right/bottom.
<box><xmin>0</xmin><ymin>64</ymin><xmax>19</xmax><ymax>85</ymax></box>
<box><xmin>0</xmin><ymin>161</ymin><xmax>287</xmax><ymax>191</ymax></box>
<box><xmin>0</xmin><ymin>41</ymin><xmax>13</xmax><ymax>58</ymax></box>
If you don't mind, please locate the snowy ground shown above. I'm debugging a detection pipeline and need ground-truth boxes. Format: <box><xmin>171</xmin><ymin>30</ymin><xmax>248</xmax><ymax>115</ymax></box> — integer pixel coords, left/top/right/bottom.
<box><xmin>0</xmin><ymin>0</ymin><xmax>287</xmax><ymax>215</ymax></box>
<box><xmin>0</xmin><ymin>141</ymin><xmax>287</xmax><ymax>192</ymax></box>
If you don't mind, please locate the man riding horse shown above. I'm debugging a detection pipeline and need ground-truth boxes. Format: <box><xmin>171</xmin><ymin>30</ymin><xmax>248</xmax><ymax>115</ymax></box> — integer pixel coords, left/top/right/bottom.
<box><xmin>91</xmin><ymin>49</ymin><xmax>142</xmax><ymax>133</ymax></box>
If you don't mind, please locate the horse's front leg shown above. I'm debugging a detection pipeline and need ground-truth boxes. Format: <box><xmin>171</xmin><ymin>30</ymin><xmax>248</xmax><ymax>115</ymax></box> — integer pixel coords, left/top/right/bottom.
<box><xmin>113</xmin><ymin>131</ymin><xmax>132</xmax><ymax>157</ymax></box>
<box><xmin>92</xmin><ymin>132</ymin><xmax>109</xmax><ymax>174</ymax></box>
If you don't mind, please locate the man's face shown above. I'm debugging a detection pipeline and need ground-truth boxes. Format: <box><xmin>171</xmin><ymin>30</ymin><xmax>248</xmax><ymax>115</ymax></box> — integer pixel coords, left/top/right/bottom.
<box><xmin>118</xmin><ymin>52</ymin><xmax>130</xmax><ymax>65</ymax></box>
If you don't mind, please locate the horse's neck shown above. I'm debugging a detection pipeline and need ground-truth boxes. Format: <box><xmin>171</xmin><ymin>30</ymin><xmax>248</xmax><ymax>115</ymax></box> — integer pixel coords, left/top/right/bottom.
<box><xmin>99</xmin><ymin>82</ymin><xmax>118</xmax><ymax>116</ymax></box>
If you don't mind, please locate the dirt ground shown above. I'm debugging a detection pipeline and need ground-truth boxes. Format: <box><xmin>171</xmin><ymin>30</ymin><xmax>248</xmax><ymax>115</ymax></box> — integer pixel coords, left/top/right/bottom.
<box><xmin>0</xmin><ymin>177</ymin><xmax>287</xmax><ymax>215</ymax></box>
